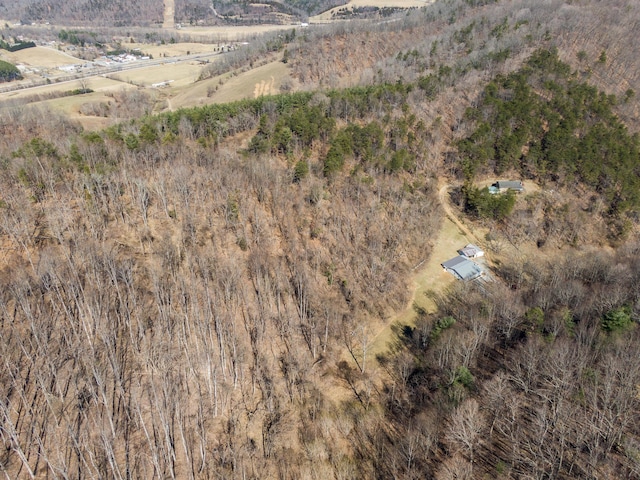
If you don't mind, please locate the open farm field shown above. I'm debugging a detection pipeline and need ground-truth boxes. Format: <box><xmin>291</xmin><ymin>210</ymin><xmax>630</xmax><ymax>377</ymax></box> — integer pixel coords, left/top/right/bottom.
<box><xmin>0</xmin><ymin>51</ymin><xmax>224</xmax><ymax>129</ymax></box>
<box><xmin>311</xmin><ymin>0</ymin><xmax>432</xmax><ymax>21</ymax></box>
<box><xmin>174</xmin><ymin>24</ymin><xmax>298</xmax><ymax>42</ymax></box>
<box><xmin>0</xmin><ymin>46</ymin><xmax>81</xmax><ymax>68</ymax></box>
<box><xmin>0</xmin><ymin>53</ymin><xmax>290</xmax><ymax>128</ymax></box>
<box><xmin>0</xmin><ymin>30</ymin><xmax>292</xmax><ymax>127</ymax></box>
<box><xmin>160</xmin><ymin>59</ymin><xmax>290</xmax><ymax>111</ymax></box>
<box><xmin>1</xmin><ymin>75</ymin><xmax>131</xmax><ymax>100</ymax></box>
<box><xmin>344</xmin><ymin>0</ymin><xmax>429</xmax><ymax>7</ymax></box>
<box><xmin>0</xmin><ymin>76</ymin><xmax>141</xmax><ymax>131</ymax></box>
<box><xmin>197</xmin><ymin>59</ymin><xmax>289</xmax><ymax>105</ymax></box>
<box><xmin>107</xmin><ymin>61</ymin><xmax>205</xmax><ymax>88</ymax></box>
<box><xmin>128</xmin><ymin>42</ymin><xmax>220</xmax><ymax>58</ymax></box>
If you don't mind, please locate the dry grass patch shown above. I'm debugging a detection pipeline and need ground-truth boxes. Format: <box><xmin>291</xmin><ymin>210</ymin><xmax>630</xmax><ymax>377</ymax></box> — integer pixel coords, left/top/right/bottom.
<box><xmin>312</xmin><ymin>0</ymin><xmax>433</xmax><ymax>21</ymax></box>
<box><xmin>0</xmin><ymin>77</ymin><xmax>144</xmax><ymax>131</ymax></box>
<box><xmin>175</xmin><ymin>24</ymin><xmax>298</xmax><ymax>42</ymax></box>
<box><xmin>1</xmin><ymin>76</ymin><xmax>131</xmax><ymax>101</ymax></box>
<box><xmin>70</xmin><ymin>116</ymin><xmax>114</xmax><ymax>131</ymax></box>
<box><xmin>214</xmin><ymin>60</ymin><xmax>289</xmax><ymax>102</ymax></box>
<box><xmin>2</xmin><ymin>46</ymin><xmax>82</xmax><ymax>68</ymax></box>
<box><xmin>348</xmin><ymin>0</ymin><xmax>430</xmax><ymax>7</ymax></box>
<box><xmin>170</xmin><ymin>60</ymin><xmax>291</xmax><ymax>109</ymax></box>
<box><xmin>128</xmin><ymin>42</ymin><xmax>220</xmax><ymax>58</ymax></box>
<box><xmin>108</xmin><ymin>62</ymin><xmax>204</xmax><ymax>87</ymax></box>
<box><xmin>29</xmin><ymin>91</ymin><xmax>117</xmax><ymax>127</ymax></box>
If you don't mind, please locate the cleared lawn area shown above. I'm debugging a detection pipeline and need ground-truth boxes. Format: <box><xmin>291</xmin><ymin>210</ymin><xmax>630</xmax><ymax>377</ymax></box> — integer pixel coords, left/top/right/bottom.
<box><xmin>368</xmin><ymin>214</ymin><xmax>470</xmax><ymax>363</ymax></box>
<box><xmin>368</xmin><ymin>179</ymin><xmax>543</xmax><ymax>363</ymax></box>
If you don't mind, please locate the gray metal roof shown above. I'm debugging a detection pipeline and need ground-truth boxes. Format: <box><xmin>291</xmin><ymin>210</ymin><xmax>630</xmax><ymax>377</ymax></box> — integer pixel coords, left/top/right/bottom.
<box><xmin>441</xmin><ymin>256</ymin><xmax>468</xmax><ymax>269</ymax></box>
<box><xmin>442</xmin><ymin>255</ymin><xmax>483</xmax><ymax>281</ymax></box>
<box><xmin>496</xmin><ymin>180</ymin><xmax>524</xmax><ymax>190</ymax></box>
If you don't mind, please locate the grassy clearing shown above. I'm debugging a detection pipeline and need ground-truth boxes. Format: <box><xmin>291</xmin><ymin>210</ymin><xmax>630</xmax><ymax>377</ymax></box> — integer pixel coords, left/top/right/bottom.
<box><xmin>367</xmin><ymin>180</ymin><xmax>547</xmax><ymax>365</ymax></box>
<box><xmin>368</xmin><ymin>215</ymin><xmax>467</xmax><ymax>362</ymax></box>
<box><xmin>169</xmin><ymin>60</ymin><xmax>290</xmax><ymax>109</ymax></box>
<box><xmin>0</xmin><ymin>77</ymin><xmax>138</xmax><ymax>126</ymax></box>
<box><xmin>6</xmin><ymin>91</ymin><xmax>116</xmax><ymax>129</ymax></box>
<box><xmin>128</xmin><ymin>42</ymin><xmax>220</xmax><ymax>58</ymax></box>
<box><xmin>108</xmin><ymin>61</ymin><xmax>204</xmax><ymax>88</ymax></box>
<box><xmin>0</xmin><ymin>76</ymin><xmax>141</xmax><ymax>130</ymax></box>
<box><xmin>212</xmin><ymin>60</ymin><xmax>288</xmax><ymax>102</ymax></box>
<box><xmin>311</xmin><ymin>0</ymin><xmax>433</xmax><ymax>21</ymax></box>
<box><xmin>1</xmin><ymin>76</ymin><xmax>131</xmax><ymax>101</ymax></box>
<box><xmin>1</xmin><ymin>46</ymin><xmax>81</xmax><ymax>67</ymax></box>
<box><xmin>348</xmin><ymin>0</ymin><xmax>429</xmax><ymax>6</ymax></box>
<box><xmin>34</xmin><ymin>89</ymin><xmax>121</xmax><ymax>119</ymax></box>
<box><xmin>175</xmin><ymin>24</ymin><xmax>298</xmax><ymax>42</ymax></box>
<box><xmin>47</xmin><ymin>93</ymin><xmax>111</xmax><ymax>115</ymax></box>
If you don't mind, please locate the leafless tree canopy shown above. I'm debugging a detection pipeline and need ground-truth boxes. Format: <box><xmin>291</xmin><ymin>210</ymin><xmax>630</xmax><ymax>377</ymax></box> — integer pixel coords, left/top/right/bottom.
<box><xmin>1</xmin><ymin>1</ymin><xmax>640</xmax><ymax>478</ymax></box>
<box><xmin>0</xmin><ymin>96</ymin><xmax>441</xmax><ymax>477</ymax></box>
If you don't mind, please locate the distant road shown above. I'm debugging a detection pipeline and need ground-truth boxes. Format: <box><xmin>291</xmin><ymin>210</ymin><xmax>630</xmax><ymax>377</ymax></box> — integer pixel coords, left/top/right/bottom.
<box><xmin>0</xmin><ymin>50</ymin><xmax>222</xmax><ymax>96</ymax></box>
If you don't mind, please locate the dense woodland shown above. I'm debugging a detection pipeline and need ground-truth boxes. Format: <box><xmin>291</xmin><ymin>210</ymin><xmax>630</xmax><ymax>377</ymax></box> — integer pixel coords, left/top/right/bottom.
<box><xmin>1</xmin><ymin>0</ymin><xmax>640</xmax><ymax>479</ymax></box>
<box><xmin>2</xmin><ymin>0</ymin><xmax>164</xmax><ymax>27</ymax></box>
<box><xmin>458</xmin><ymin>48</ymin><xmax>640</xmax><ymax>230</ymax></box>
<box><xmin>1</xmin><ymin>0</ymin><xmax>214</xmax><ymax>26</ymax></box>
<box><xmin>0</xmin><ymin>0</ymin><xmax>348</xmax><ymax>26</ymax></box>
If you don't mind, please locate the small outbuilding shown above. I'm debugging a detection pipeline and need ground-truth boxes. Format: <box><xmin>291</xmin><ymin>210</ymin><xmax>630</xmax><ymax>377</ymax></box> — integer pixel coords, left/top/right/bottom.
<box><xmin>494</xmin><ymin>180</ymin><xmax>524</xmax><ymax>193</ymax></box>
<box><xmin>458</xmin><ymin>244</ymin><xmax>484</xmax><ymax>258</ymax></box>
<box><xmin>441</xmin><ymin>256</ymin><xmax>484</xmax><ymax>281</ymax></box>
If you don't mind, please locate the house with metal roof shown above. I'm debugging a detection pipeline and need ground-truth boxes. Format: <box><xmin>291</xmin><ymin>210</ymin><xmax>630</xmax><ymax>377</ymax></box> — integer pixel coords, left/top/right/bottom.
<box><xmin>441</xmin><ymin>256</ymin><xmax>484</xmax><ymax>281</ymax></box>
<box><xmin>458</xmin><ymin>243</ymin><xmax>484</xmax><ymax>258</ymax></box>
<box><xmin>493</xmin><ymin>180</ymin><xmax>524</xmax><ymax>193</ymax></box>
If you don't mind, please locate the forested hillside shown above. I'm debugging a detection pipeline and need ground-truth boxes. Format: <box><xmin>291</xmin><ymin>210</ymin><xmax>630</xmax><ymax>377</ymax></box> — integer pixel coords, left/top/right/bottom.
<box><xmin>0</xmin><ymin>0</ymin><xmax>348</xmax><ymax>26</ymax></box>
<box><xmin>0</xmin><ymin>85</ymin><xmax>443</xmax><ymax>478</ymax></box>
<box><xmin>457</xmin><ymin>47</ymin><xmax>640</xmax><ymax>237</ymax></box>
<box><xmin>287</xmin><ymin>0</ymin><xmax>639</xmax><ymax>119</ymax></box>
<box><xmin>2</xmin><ymin>0</ymin><xmax>164</xmax><ymax>27</ymax></box>
<box><xmin>1</xmin><ymin>0</ymin><xmax>640</xmax><ymax>479</ymax></box>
